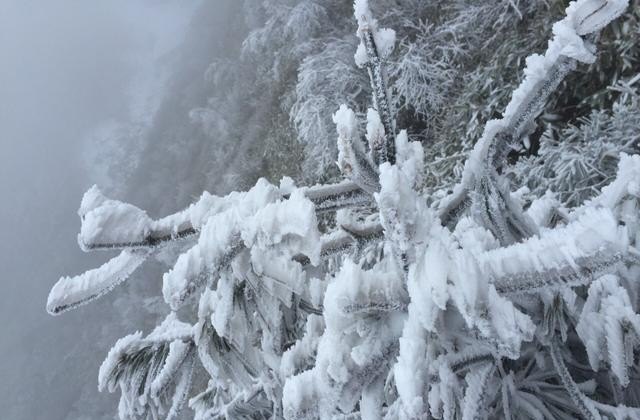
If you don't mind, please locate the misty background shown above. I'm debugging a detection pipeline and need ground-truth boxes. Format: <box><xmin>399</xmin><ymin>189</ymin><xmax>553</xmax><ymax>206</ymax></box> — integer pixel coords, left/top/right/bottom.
<box><xmin>0</xmin><ymin>1</ymin><xmax>248</xmax><ymax>418</ymax></box>
<box><xmin>1</xmin><ymin>0</ymin><xmax>638</xmax><ymax>418</ymax></box>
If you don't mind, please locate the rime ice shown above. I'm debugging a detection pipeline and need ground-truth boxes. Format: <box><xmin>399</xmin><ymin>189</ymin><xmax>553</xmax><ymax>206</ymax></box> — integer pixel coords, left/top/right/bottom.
<box><xmin>45</xmin><ymin>1</ymin><xmax>640</xmax><ymax>419</ymax></box>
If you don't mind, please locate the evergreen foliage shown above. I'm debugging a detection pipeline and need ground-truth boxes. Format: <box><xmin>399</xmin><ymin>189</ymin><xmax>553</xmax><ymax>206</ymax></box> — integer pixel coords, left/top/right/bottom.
<box><xmin>48</xmin><ymin>0</ymin><xmax>640</xmax><ymax>418</ymax></box>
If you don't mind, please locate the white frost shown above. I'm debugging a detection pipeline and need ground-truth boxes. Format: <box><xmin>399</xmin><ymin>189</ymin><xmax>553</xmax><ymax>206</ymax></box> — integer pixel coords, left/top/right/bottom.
<box><xmin>79</xmin><ymin>188</ymin><xmax>153</xmax><ymax>250</ymax></box>
<box><xmin>47</xmin><ymin>249</ymin><xmax>148</xmax><ymax>315</ymax></box>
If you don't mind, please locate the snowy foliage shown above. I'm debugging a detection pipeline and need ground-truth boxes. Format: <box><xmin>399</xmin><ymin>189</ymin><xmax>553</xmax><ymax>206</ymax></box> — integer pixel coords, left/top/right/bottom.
<box><xmin>47</xmin><ymin>0</ymin><xmax>640</xmax><ymax>419</ymax></box>
<box><xmin>512</xmin><ymin>78</ymin><xmax>640</xmax><ymax>207</ymax></box>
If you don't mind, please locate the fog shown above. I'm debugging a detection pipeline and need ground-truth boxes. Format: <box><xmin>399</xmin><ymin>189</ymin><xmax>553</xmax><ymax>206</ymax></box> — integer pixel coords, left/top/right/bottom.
<box><xmin>0</xmin><ymin>2</ymin><xmax>200</xmax><ymax>418</ymax></box>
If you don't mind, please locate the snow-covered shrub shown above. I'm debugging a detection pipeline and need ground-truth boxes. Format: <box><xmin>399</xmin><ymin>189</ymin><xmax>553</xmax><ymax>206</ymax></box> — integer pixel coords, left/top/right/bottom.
<box><xmin>48</xmin><ymin>1</ymin><xmax>640</xmax><ymax>419</ymax></box>
<box><xmin>512</xmin><ymin>79</ymin><xmax>640</xmax><ymax>207</ymax></box>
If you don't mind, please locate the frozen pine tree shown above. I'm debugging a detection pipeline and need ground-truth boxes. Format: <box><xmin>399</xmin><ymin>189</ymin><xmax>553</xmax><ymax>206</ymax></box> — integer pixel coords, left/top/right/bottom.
<box><xmin>47</xmin><ymin>0</ymin><xmax>640</xmax><ymax>419</ymax></box>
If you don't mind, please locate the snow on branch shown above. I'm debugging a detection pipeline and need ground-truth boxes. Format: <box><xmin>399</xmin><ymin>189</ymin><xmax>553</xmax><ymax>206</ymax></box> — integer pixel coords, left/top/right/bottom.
<box><xmin>333</xmin><ymin>104</ymin><xmax>381</xmax><ymax>193</ymax></box>
<box><xmin>576</xmin><ymin>275</ymin><xmax>640</xmax><ymax>387</ymax></box>
<box><xmin>57</xmin><ymin>177</ymin><xmax>376</xmax><ymax>315</ymax></box>
<box><xmin>78</xmin><ymin>185</ymin><xmax>196</xmax><ymax>251</ymax></box>
<box><xmin>97</xmin><ymin>314</ymin><xmax>196</xmax><ymax>420</ymax></box>
<box><xmin>483</xmin><ymin>207</ymin><xmax>628</xmax><ymax>294</ymax></box>
<box><xmin>461</xmin><ymin>362</ymin><xmax>495</xmax><ymax>420</ymax></box>
<box><xmin>293</xmin><ymin>221</ymin><xmax>384</xmax><ymax>266</ymax></box>
<box><xmin>580</xmin><ymin>152</ymin><xmax>640</xmax><ymax>210</ymax></box>
<box><xmin>163</xmin><ymin>185</ymin><xmax>321</xmax><ymax>310</ymax></box>
<box><xmin>301</xmin><ymin>180</ymin><xmax>373</xmax><ymax>213</ymax></box>
<box><xmin>548</xmin><ymin>339</ymin><xmax>602</xmax><ymax>420</ymax></box>
<box><xmin>46</xmin><ymin>0</ymin><xmax>640</xmax><ymax>419</ymax></box>
<box><xmin>354</xmin><ymin>0</ymin><xmax>396</xmax><ymax>164</ymax></box>
<box><xmin>439</xmin><ymin>0</ymin><xmax>629</xmax><ymax>229</ymax></box>
<box><xmin>80</xmin><ymin>180</ymin><xmax>372</xmax><ymax>252</ymax></box>
<box><xmin>46</xmin><ymin>249</ymin><xmax>149</xmax><ymax>315</ymax></box>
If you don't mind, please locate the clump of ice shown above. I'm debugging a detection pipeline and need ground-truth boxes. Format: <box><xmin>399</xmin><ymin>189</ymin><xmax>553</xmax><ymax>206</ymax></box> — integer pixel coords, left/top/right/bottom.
<box><xmin>78</xmin><ymin>187</ymin><xmax>152</xmax><ymax>250</ymax></box>
<box><xmin>353</xmin><ymin>0</ymin><xmax>396</xmax><ymax>67</ymax></box>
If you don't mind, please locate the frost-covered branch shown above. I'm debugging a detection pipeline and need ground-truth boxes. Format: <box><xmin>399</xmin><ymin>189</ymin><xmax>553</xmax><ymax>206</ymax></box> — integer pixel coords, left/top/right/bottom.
<box><xmin>333</xmin><ymin>105</ymin><xmax>381</xmax><ymax>194</ymax></box>
<box><xmin>293</xmin><ymin>221</ymin><xmax>384</xmax><ymax>266</ymax></box>
<box><xmin>97</xmin><ymin>314</ymin><xmax>196</xmax><ymax>420</ymax></box>
<box><xmin>439</xmin><ymin>0</ymin><xmax>629</xmax><ymax>232</ymax></box>
<box><xmin>77</xmin><ymin>185</ymin><xmax>198</xmax><ymax>251</ymax></box>
<box><xmin>461</xmin><ymin>362</ymin><xmax>495</xmax><ymax>420</ymax></box>
<box><xmin>300</xmin><ymin>180</ymin><xmax>373</xmax><ymax>213</ymax></box>
<box><xmin>81</xmin><ymin>180</ymin><xmax>373</xmax><ymax>252</ymax></box>
<box><xmin>484</xmin><ymin>207</ymin><xmax>628</xmax><ymax>294</ymax></box>
<box><xmin>46</xmin><ymin>1</ymin><xmax>640</xmax><ymax>419</ymax></box>
<box><xmin>56</xmin><ymin>178</ymin><xmax>375</xmax><ymax>314</ymax></box>
<box><xmin>354</xmin><ymin>0</ymin><xmax>396</xmax><ymax>164</ymax></box>
<box><xmin>47</xmin><ymin>249</ymin><xmax>150</xmax><ymax>315</ymax></box>
<box><xmin>548</xmin><ymin>339</ymin><xmax>603</xmax><ymax>420</ymax></box>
